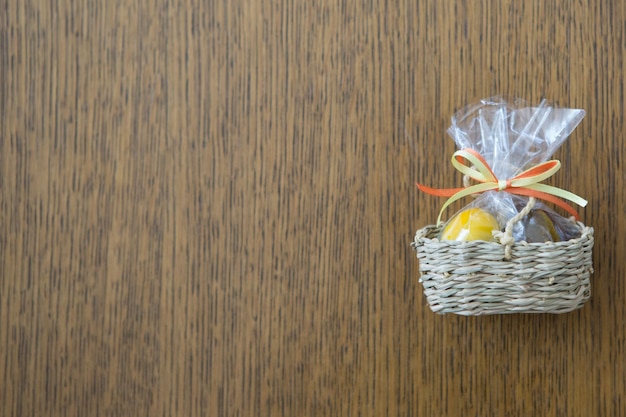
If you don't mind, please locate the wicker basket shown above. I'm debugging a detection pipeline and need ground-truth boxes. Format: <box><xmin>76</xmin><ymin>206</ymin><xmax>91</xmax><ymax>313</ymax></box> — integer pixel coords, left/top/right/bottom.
<box><xmin>411</xmin><ymin>212</ymin><xmax>594</xmax><ymax>315</ymax></box>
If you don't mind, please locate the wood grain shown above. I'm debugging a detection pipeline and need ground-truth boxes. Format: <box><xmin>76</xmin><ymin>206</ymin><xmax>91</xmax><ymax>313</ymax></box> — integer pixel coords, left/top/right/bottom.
<box><xmin>1</xmin><ymin>0</ymin><xmax>625</xmax><ymax>415</ymax></box>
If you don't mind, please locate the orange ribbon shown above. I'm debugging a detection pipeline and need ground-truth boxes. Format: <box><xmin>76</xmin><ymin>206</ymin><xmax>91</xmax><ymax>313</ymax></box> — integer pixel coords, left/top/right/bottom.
<box><xmin>417</xmin><ymin>148</ymin><xmax>588</xmax><ymax>224</ymax></box>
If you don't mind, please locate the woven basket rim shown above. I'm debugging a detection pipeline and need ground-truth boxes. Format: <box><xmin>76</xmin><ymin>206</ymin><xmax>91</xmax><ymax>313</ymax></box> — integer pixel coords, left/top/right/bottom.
<box><xmin>413</xmin><ymin>221</ymin><xmax>593</xmax><ymax>249</ymax></box>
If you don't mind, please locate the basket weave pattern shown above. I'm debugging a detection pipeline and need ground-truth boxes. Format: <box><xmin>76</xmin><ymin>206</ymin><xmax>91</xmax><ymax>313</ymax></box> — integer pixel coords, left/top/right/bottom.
<box><xmin>411</xmin><ymin>222</ymin><xmax>594</xmax><ymax>315</ymax></box>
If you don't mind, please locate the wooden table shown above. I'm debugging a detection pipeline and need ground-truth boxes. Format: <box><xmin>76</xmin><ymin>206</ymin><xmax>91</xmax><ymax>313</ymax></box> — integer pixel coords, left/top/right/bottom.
<box><xmin>2</xmin><ymin>0</ymin><xmax>624</xmax><ymax>415</ymax></box>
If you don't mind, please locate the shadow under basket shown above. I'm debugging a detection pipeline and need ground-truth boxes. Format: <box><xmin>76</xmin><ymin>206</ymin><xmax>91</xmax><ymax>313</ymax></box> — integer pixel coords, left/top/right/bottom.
<box><xmin>411</xmin><ymin>221</ymin><xmax>594</xmax><ymax>315</ymax></box>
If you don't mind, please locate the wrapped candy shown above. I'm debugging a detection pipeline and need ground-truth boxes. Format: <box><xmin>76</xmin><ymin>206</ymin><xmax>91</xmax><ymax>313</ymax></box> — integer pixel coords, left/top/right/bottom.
<box><xmin>412</xmin><ymin>97</ymin><xmax>594</xmax><ymax>315</ymax></box>
<box><xmin>418</xmin><ymin>96</ymin><xmax>587</xmax><ymax>243</ymax></box>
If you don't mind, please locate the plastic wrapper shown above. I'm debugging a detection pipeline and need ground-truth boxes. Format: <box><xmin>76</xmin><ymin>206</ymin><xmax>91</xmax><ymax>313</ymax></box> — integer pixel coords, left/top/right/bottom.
<box><xmin>438</xmin><ymin>96</ymin><xmax>585</xmax><ymax>243</ymax></box>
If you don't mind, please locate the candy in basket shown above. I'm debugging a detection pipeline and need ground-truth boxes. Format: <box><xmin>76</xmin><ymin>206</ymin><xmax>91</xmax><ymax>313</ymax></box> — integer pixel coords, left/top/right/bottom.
<box><xmin>411</xmin><ymin>96</ymin><xmax>594</xmax><ymax>315</ymax></box>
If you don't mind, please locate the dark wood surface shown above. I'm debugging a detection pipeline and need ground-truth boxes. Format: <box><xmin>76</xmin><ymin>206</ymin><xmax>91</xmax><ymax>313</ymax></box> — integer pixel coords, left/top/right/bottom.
<box><xmin>1</xmin><ymin>0</ymin><xmax>625</xmax><ymax>415</ymax></box>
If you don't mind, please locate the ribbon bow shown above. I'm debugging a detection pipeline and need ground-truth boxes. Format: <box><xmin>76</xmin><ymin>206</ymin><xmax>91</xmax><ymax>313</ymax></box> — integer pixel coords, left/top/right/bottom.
<box><xmin>417</xmin><ymin>148</ymin><xmax>588</xmax><ymax>224</ymax></box>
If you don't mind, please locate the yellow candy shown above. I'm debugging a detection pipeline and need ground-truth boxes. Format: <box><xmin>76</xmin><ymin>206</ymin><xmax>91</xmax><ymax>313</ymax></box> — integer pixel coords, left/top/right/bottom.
<box><xmin>440</xmin><ymin>208</ymin><xmax>500</xmax><ymax>241</ymax></box>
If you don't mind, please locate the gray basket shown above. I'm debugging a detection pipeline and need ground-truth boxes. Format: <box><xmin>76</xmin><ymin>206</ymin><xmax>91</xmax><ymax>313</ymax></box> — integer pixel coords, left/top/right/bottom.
<box><xmin>411</xmin><ymin>215</ymin><xmax>594</xmax><ymax>315</ymax></box>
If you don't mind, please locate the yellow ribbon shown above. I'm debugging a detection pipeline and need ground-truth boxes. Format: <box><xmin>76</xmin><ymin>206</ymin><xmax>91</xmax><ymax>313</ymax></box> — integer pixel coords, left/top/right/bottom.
<box><xmin>417</xmin><ymin>148</ymin><xmax>588</xmax><ymax>224</ymax></box>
